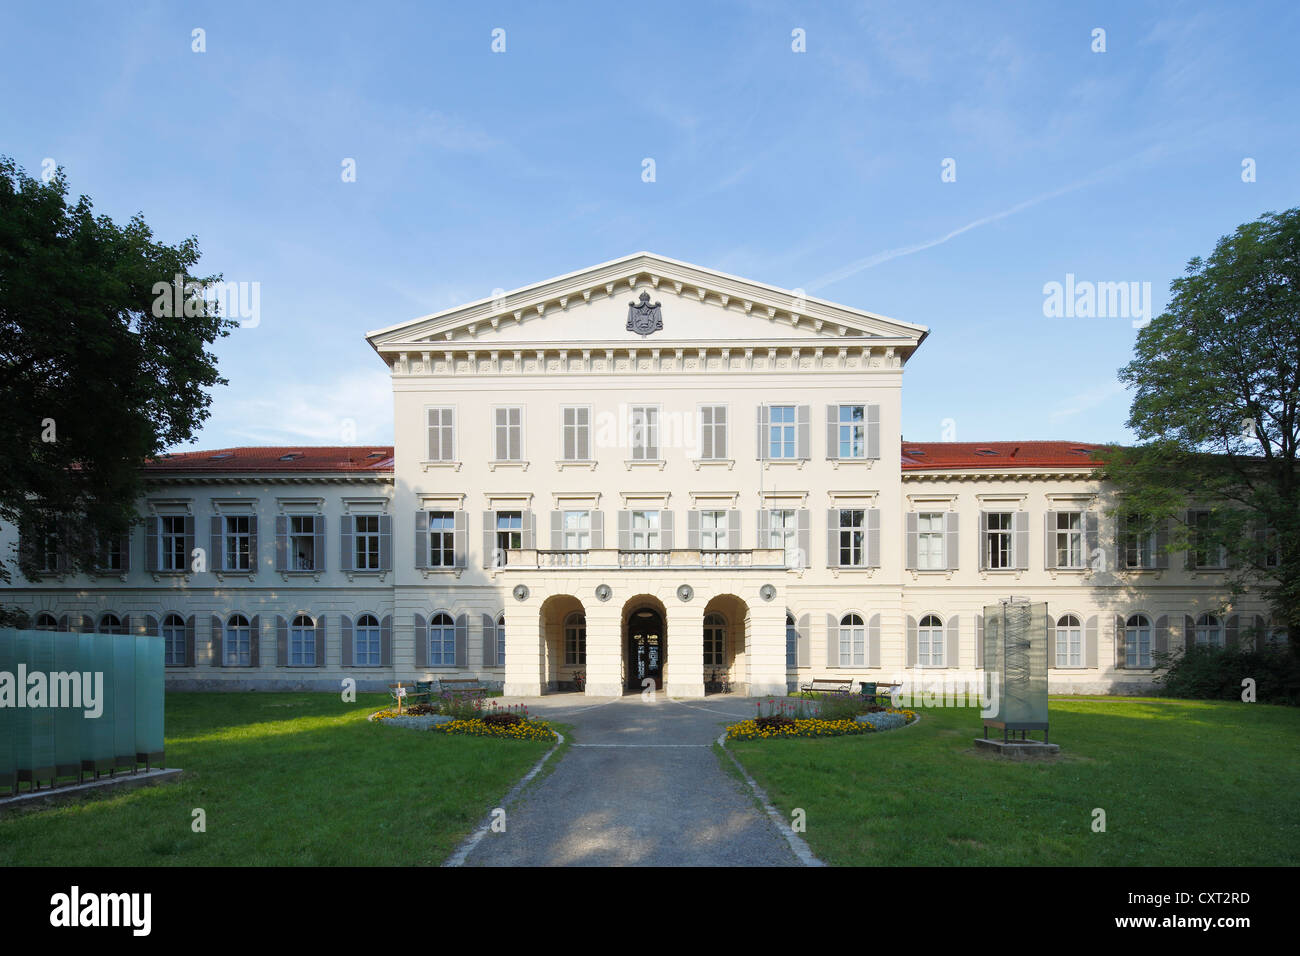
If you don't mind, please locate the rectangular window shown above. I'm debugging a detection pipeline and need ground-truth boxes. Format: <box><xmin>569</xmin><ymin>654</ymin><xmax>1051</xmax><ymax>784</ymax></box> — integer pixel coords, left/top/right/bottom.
<box><xmin>917</xmin><ymin>513</ymin><xmax>944</xmax><ymax>570</ymax></box>
<box><xmin>630</xmin><ymin>406</ymin><xmax>659</xmax><ymax>460</ymax></box>
<box><xmin>1055</xmin><ymin>512</ymin><xmax>1084</xmax><ymax>568</ymax></box>
<box><xmin>1124</xmin><ymin>514</ymin><xmax>1157</xmax><ymax>569</ymax></box>
<box><xmin>223</xmin><ymin>515</ymin><xmax>252</xmax><ymax>571</ymax></box>
<box><xmin>699</xmin><ymin>405</ymin><xmax>728</xmax><ymax>459</ymax></box>
<box><xmin>288</xmin><ymin>515</ymin><xmax>318</xmax><ymax>570</ymax></box>
<box><xmin>565</xmin><ymin>619</ymin><xmax>586</xmax><ymax>666</ymax></box>
<box><xmin>985</xmin><ymin>512</ymin><xmax>1012</xmax><ymax>569</ymax></box>
<box><xmin>161</xmin><ymin>516</ymin><xmax>187</xmax><ymax>571</ymax></box>
<box><xmin>562</xmin><ymin>406</ymin><xmax>590</xmax><ymax>461</ymax></box>
<box><xmin>494</xmin><ymin>407</ymin><xmax>522</xmax><ymax>461</ymax></box>
<box><xmin>630</xmin><ymin>510</ymin><xmax>661</xmax><ymax>550</ymax></box>
<box><xmin>1190</xmin><ymin>511</ymin><xmax>1225</xmax><ymax>568</ymax></box>
<box><xmin>838</xmin><ymin>509</ymin><xmax>866</xmax><ymax>567</ymax></box>
<box><xmin>768</xmin><ymin>509</ymin><xmax>798</xmax><ymax>566</ymax></box>
<box><xmin>837</xmin><ymin>404</ymin><xmax>866</xmax><ymax>459</ymax></box>
<box><xmin>353</xmin><ymin>515</ymin><xmax>381</xmax><ymax>570</ymax></box>
<box><xmin>700</xmin><ymin>510</ymin><xmax>727</xmax><ymax>550</ymax></box>
<box><xmin>427</xmin><ymin>407</ymin><xmax>455</xmax><ymax>461</ymax></box>
<box><xmin>496</xmin><ymin>511</ymin><xmax>523</xmax><ymax>560</ymax></box>
<box><xmin>563</xmin><ymin>510</ymin><xmax>590</xmax><ymax>550</ymax></box>
<box><xmin>768</xmin><ymin>405</ymin><xmax>796</xmax><ymax>459</ymax></box>
<box><xmin>426</xmin><ymin>512</ymin><xmax>455</xmax><ymax>568</ymax></box>
<box><xmin>96</xmin><ymin>533</ymin><xmax>125</xmax><ymax>572</ymax></box>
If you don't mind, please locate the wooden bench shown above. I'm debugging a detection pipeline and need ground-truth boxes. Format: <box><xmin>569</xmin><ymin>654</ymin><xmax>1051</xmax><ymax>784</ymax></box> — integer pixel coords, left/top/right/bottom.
<box><xmin>436</xmin><ymin>678</ymin><xmax>487</xmax><ymax>699</ymax></box>
<box><xmin>388</xmin><ymin>680</ymin><xmax>436</xmax><ymax>712</ymax></box>
<box><xmin>799</xmin><ymin>677</ymin><xmax>855</xmax><ymax>695</ymax></box>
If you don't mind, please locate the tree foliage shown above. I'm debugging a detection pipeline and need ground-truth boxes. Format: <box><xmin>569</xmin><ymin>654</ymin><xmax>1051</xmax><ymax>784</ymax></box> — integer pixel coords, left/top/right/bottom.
<box><xmin>0</xmin><ymin>157</ymin><xmax>234</xmax><ymax>583</ymax></box>
<box><xmin>1097</xmin><ymin>208</ymin><xmax>1300</xmax><ymax>647</ymax></box>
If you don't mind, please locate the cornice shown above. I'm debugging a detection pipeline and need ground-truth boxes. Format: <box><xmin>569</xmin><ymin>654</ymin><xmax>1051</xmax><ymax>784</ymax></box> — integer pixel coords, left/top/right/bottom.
<box><xmin>386</xmin><ymin>342</ymin><xmax>907</xmax><ymax>377</ymax></box>
<box><xmin>143</xmin><ymin>474</ymin><xmax>394</xmax><ymax>486</ymax></box>
<box><xmin>902</xmin><ymin>469</ymin><xmax>1099</xmax><ymax>482</ymax></box>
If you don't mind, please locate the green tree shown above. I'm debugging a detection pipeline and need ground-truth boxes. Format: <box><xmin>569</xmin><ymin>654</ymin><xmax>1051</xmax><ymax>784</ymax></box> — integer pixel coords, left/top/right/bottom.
<box><xmin>1098</xmin><ymin>207</ymin><xmax>1300</xmax><ymax>653</ymax></box>
<box><xmin>0</xmin><ymin>157</ymin><xmax>234</xmax><ymax>584</ymax></box>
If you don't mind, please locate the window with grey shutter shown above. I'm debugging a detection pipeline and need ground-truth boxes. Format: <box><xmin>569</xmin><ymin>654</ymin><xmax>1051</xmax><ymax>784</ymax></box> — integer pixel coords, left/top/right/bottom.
<box><xmin>550</xmin><ymin>510</ymin><xmax>563</xmax><ymax>550</ymax></box>
<box><xmin>341</xmin><ymin>615</ymin><xmax>354</xmax><ymax>667</ymax></box>
<box><xmin>1046</xmin><ymin>615</ymin><xmax>1056</xmax><ymax>668</ymax></box>
<box><xmin>315</xmin><ymin>617</ymin><xmax>326</xmax><ymax>667</ymax></box>
<box><xmin>453</xmin><ymin>511</ymin><xmax>467</xmax><ymax>567</ymax></box>
<box><xmin>211</xmin><ymin>516</ymin><xmax>224</xmax><ymax>571</ymax></box>
<box><xmin>825</xmin><ymin>614</ymin><xmax>839</xmax><ymax>667</ymax></box>
<box><xmin>1154</xmin><ymin>615</ymin><xmax>1169</xmax><ymax>656</ymax></box>
<box><xmin>687</xmin><ymin>511</ymin><xmax>701</xmax><ymax>550</ymax></box>
<box><xmin>756</xmin><ymin>509</ymin><xmax>770</xmax><ymax>549</ymax></box>
<box><xmin>210</xmin><ymin>614</ymin><xmax>222</xmax><ymax>667</ymax></box>
<box><xmin>660</xmin><ymin>510</ymin><xmax>674</xmax><ymax>550</ymax></box>
<box><xmin>413</xmin><ymin>614</ymin><xmax>429</xmax><ymax>668</ymax></box>
<box><xmin>455</xmin><ymin>614</ymin><xmax>468</xmax><ymax>667</ymax></box>
<box><xmin>756</xmin><ymin>406</ymin><xmax>769</xmax><ymax>459</ymax></box>
<box><xmin>1043</xmin><ymin>511</ymin><xmax>1057</xmax><ymax>570</ymax></box>
<box><xmin>482</xmin><ymin>614</ymin><xmax>497</xmax><ymax>666</ymax></box>
<box><xmin>826</xmin><ymin>509</ymin><xmax>840</xmax><ymax>568</ymax></box>
<box><xmin>1184</xmin><ymin>614</ymin><xmax>1196</xmax><ymax>652</ymax></box>
<box><xmin>1155</xmin><ymin>518</ymin><xmax>1170</xmax><ymax>569</ymax></box>
<box><xmin>276</xmin><ymin>616</ymin><xmax>289</xmax><ymax>666</ymax></box>
<box><xmin>340</xmin><ymin>516</ymin><xmax>354</xmax><ymax>572</ymax></box>
<box><xmin>1225</xmin><ymin>614</ymin><xmax>1239</xmax><ymax>648</ymax></box>
<box><xmin>1114</xmin><ymin>614</ymin><xmax>1126</xmax><ymax>668</ymax></box>
<box><xmin>1013</xmin><ymin>511</ymin><xmax>1029</xmax><ymax>569</ymax></box>
<box><xmin>866</xmin><ymin>509</ymin><xmax>880</xmax><ymax>568</ymax></box>
<box><xmin>795</xmin><ymin>613</ymin><xmax>810</xmax><ymax>667</ymax></box>
<box><xmin>380</xmin><ymin>615</ymin><xmax>392</xmax><ymax>666</ymax></box>
<box><xmin>796</xmin><ymin>405</ymin><xmax>810</xmax><ymax>459</ymax></box>
<box><xmin>522</xmin><ymin>511</ymin><xmax>536</xmax><ymax>550</ymax></box>
<box><xmin>796</xmin><ymin>510</ymin><xmax>810</xmax><ymax>568</ymax></box>
<box><xmin>905</xmin><ymin>512</ymin><xmax>918</xmax><ymax>570</ymax></box>
<box><xmin>866</xmin><ymin>404</ymin><xmax>880</xmax><ymax>459</ymax></box>
<box><xmin>618</xmin><ymin>510</ymin><xmax>631</xmax><ymax>550</ymax></box>
<box><xmin>482</xmin><ymin>510</ymin><xmax>496</xmax><ymax>568</ymax></box>
<box><xmin>946</xmin><ymin>615</ymin><xmax>960</xmax><ymax>668</ymax></box>
<box><xmin>700</xmin><ymin>405</ymin><xmax>727</xmax><ymax>459</ymax></box>
<box><xmin>976</xmin><ymin>615</ymin><xmax>984</xmax><ymax>669</ymax></box>
<box><xmin>184</xmin><ymin>615</ymin><xmax>196</xmax><ymax>667</ymax></box>
<box><xmin>145</xmin><ymin>517</ymin><xmax>159</xmax><ymax>572</ymax></box>
<box><xmin>906</xmin><ymin>616</ymin><xmax>918</xmax><ymax>667</ymax></box>
<box><xmin>1084</xmin><ymin>512</ymin><xmax>1099</xmax><ymax>569</ymax></box>
<box><xmin>1116</xmin><ymin>514</ymin><xmax>1128</xmax><ymax>570</ymax></box>
<box><xmin>378</xmin><ymin>514</ymin><xmax>391</xmax><ymax>570</ymax></box>
<box><xmin>825</xmin><ymin>405</ymin><xmax>838</xmax><ymax>459</ymax></box>
<box><xmin>1085</xmin><ymin>616</ymin><xmax>1098</xmax><ymax>667</ymax></box>
<box><xmin>249</xmin><ymin>615</ymin><xmax>260</xmax><ymax>667</ymax></box>
<box><xmin>868</xmin><ymin>613</ymin><xmax>881</xmax><ymax>667</ymax></box>
<box><xmin>726</xmin><ymin>510</ymin><xmax>741</xmax><ymax>550</ymax></box>
<box><xmin>590</xmin><ymin>510</ymin><xmax>605</xmax><ymax>550</ymax></box>
<box><xmin>414</xmin><ymin>511</ymin><xmax>429</xmax><ymax>569</ymax></box>
<box><xmin>944</xmin><ymin>513</ymin><xmax>959</xmax><ymax>570</ymax></box>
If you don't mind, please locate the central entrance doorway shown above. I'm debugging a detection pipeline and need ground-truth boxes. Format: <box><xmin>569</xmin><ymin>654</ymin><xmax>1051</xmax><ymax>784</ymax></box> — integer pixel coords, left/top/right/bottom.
<box><xmin>626</xmin><ymin>605</ymin><xmax>666</xmax><ymax>691</ymax></box>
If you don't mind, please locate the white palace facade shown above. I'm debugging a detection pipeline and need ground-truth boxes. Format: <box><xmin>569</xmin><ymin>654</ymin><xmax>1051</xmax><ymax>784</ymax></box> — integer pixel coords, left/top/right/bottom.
<box><xmin>1</xmin><ymin>253</ymin><xmax>1277</xmax><ymax>697</ymax></box>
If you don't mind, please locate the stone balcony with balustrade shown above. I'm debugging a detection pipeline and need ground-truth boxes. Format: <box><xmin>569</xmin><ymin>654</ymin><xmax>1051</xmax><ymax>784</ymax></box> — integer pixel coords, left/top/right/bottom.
<box><xmin>500</xmin><ymin>548</ymin><xmax>790</xmax><ymax>570</ymax></box>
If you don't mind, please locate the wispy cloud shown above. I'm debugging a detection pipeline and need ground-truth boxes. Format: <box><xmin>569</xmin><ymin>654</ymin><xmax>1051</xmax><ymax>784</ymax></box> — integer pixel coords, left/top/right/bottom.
<box><xmin>201</xmin><ymin>369</ymin><xmax>394</xmax><ymax>447</ymax></box>
<box><xmin>1049</xmin><ymin>381</ymin><xmax>1128</xmax><ymax>422</ymax></box>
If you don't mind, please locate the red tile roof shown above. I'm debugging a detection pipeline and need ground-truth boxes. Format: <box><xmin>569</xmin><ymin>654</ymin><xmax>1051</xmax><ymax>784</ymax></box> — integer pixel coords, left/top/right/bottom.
<box><xmin>901</xmin><ymin>441</ymin><xmax>1105</xmax><ymax>471</ymax></box>
<box><xmin>144</xmin><ymin>446</ymin><xmax>395</xmax><ymax>474</ymax></box>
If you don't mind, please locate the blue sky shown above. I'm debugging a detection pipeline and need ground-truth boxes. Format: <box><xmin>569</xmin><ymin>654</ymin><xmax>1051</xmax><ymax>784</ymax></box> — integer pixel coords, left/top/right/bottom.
<box><xmin>4</xmin><ymin>1</ymin><xmax>1298</xmax><ymax>450</ymax></box>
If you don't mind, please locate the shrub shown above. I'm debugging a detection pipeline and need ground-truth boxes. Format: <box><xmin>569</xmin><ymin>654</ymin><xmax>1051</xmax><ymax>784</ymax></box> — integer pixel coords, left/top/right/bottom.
<box><xmin>1154</xmin><ymin>645</ymin><xmax>1300</xmax><ymax>705</ymax></box>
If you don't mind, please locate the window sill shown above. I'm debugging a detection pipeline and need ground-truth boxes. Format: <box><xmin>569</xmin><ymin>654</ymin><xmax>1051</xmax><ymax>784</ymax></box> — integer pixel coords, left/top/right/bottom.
<box><xmin>908</xmin><ymin>569</ymin><xmax>955</xmax><ymax>580</ymax></box>
<box><xmin>829</xmin><ymin>457</ymin><xmax>877</xmax><ymax>470</ymax></box>
<box><xmin>624</xmin><ymin>459</ymin><xmax>667</xmax><ymax>471</ymax></box>
<box><xmin>150</xmin><ymin>571</ymin><xmax>194</xmax><ymax>583</ymax></box>
<box><xmin>692</xmin><ymin>458</ymin><xmax>735</xmax><ymax>471</ymax></box>
<box><xmin>829</xmin><ymin>566</ymin><xmax>878</xmax><ymax>579</ymax></box>
<box><xmin>419</xmin><ymin>567</ymin><xmax>465</xmax><ymax>579</ymax></box>
<box><xmin>488</xmin><ymin>460</ymin><xmax>530</xmax><ymax>472</ymax></box>
<box><xmin>344</xmin><ymin>570</ymin><xmax>390</xmax><ymax>583</ymax></box>
<box><xmin>278</xmin><ymin>570</ymin><xmax>324</xmax><ymax>583</ymax></box>
<box><xmin>556</xmin><ymin>459</ymin><xmax>598</xmax><ymax>471</ymax></box>
<box><xmin>421</xmin><ymin>460</ymin><xmax>463</xmax><ymax>473</ymax></box>
<box><xmin>761</xmin><ymin>459</ymin><xmax>808</xmax><ymax>470</ymax></box>
<box><xmin>214</xmin><ymin>570</ymin><xmax>256</xmax><ymax>584</ymax></box>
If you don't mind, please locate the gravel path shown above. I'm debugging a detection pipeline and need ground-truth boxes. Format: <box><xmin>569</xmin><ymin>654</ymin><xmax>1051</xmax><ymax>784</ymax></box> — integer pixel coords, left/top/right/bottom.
<box><xmin>459</xmin><ymin>694</ymin><xmax>801</xmax><ymax>867</ymax></box>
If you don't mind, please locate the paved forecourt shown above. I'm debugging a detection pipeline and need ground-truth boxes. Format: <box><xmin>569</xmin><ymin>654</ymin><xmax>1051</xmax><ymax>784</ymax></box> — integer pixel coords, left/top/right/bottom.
<box><xmin>460</xmin><ymin>693</ymin><xmax>799</xmax><ymax>867</ymax></box>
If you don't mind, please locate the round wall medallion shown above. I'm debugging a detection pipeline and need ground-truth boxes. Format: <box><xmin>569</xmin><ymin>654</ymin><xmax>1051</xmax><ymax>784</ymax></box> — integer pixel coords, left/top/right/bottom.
<box><xmin>760</xmin><ymin>583</ymin><xmax>777</xmax><ymax>602</ymax></box>
<box><xmin>676</xmin><ymin>584</ymin><xmax>694</xmax><ymax>602</ymax></box>
<box><xmin>512</xmin><ymin>584</ymin><xmax>530</xmax><ymax>601</ymax></box>
<box><xmin>595</xmin><ymin>584</ymin><xmax>612</xmax><ymax>602</ymax></box>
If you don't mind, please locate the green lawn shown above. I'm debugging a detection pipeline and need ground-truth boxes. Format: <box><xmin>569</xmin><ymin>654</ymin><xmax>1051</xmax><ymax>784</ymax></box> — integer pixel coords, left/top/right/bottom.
<box><xmin>0</xmin><ymin>693</ymin><xmax>553</xmax><ymax>866</ymax></box>
<box><xmin>728</xmin><ymin>697</ymin><xmax>1300</xmax><ymax>866</ymax></box>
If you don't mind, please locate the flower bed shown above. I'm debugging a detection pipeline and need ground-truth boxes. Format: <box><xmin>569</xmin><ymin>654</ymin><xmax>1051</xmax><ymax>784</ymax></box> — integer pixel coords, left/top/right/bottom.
<box><xmin>432</xmin><ymin>717</ymin><xmax>558</xmax><ymax>741</ymax></box>
<box><xmin>727</xmin><ymin>706</ymin><xmax>917</xmax><ymax>741</ymax></box>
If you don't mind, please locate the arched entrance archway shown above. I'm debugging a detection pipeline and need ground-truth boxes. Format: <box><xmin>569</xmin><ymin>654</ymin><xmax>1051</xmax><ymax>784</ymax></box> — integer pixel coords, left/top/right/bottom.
<box><xmin>538</xmin><ymin>594</ymin><xmax>586</xmax><ymax>693</ymax></box>
<box><xmin>702</xmin><ymin>593</ymin><xmax>750</xmax><ymax>695</ymax></box>
<box><xmin>621</xmin><ymin>595</ymin><xmax>668</xmax><ymax>693</ymax></box>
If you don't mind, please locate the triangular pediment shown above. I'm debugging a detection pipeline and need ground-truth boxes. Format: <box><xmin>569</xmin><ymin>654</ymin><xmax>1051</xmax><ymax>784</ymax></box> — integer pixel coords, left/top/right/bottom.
<box><xmin>366</xmin><ymin>252</ymin><xmax>928</xmax><ymax>357</ymax></box>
